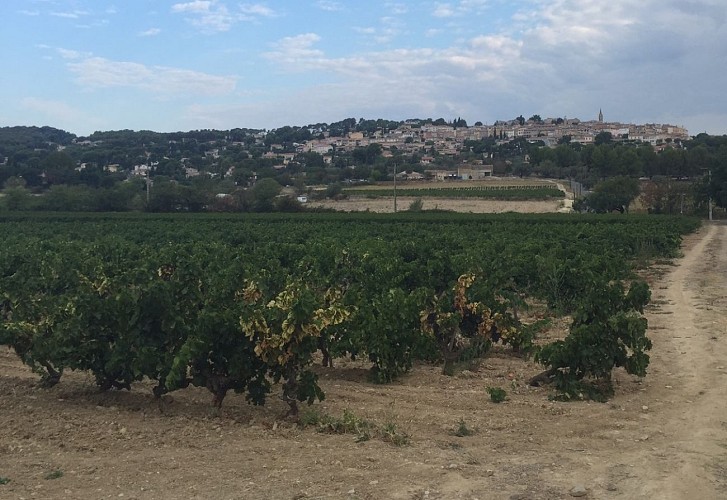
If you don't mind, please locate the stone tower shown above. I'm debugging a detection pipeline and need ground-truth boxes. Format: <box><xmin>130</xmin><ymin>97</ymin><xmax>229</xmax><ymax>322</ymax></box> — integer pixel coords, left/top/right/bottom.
<box><xmin>598</xmin><ymin>109</ymin><xmax>603</xmax><ymax>123</ymax></box>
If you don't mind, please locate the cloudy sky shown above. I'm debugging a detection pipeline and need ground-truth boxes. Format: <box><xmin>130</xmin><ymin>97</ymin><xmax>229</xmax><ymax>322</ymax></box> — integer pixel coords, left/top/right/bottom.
<box><xmin>2</xmin><ymin>0</ymin><xmax>726</xmax><ymax>136</ymax></box>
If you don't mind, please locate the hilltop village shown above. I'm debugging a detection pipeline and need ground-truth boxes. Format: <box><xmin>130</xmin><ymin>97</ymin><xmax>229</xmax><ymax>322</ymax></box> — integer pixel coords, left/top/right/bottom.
<box><xmin>300</xmin><ymin>113</ymin><xmax>689</xmax><ymax>159</ymax></box>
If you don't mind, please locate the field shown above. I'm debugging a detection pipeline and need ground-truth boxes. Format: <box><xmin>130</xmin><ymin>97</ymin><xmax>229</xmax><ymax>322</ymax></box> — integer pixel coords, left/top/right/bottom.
<box><xmin>310</xmin><ymin>197</ymin><xmax>565</xmax><ymax>214</ymax></box>
<box><xmin>2</xmin><ymin>213</ymin><xmax>726</xmax><ymax>499</ymax></box>
<box><xmin>313</xmin><ymin>179</ymin><xmax>569</xmax><ymax>213</ymax></box>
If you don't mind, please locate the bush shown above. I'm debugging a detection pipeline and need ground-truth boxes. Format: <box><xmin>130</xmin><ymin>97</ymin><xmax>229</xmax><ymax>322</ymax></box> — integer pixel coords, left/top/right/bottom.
<box><xmin>486</xmin><ymin>387</ymin><xmax>507</xmax><ymax>403</ymax></box>
<box><xmin>534</xmin><ymin>280</ymin><xmax>651</xmax><ymax>400</ymax></box>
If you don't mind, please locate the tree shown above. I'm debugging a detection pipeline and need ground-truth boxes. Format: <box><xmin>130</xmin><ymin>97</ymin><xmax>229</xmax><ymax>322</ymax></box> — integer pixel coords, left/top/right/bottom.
<box><xmin>585</xmin><ymin>176</ymin><xmax>640</xmax><ymax>213</ymax></box>
<box><xmin>297</xmin><ymin>151</ymin><xmax>325</xmax><ymax>170</ymax></box>
<box><xmin>594</xmin><ymin>131</ymin><xmax>613</xmax><ymax>146</ymax></box>
<box><xmin>42</xmin><ymin>151</ymin><xmax>78</xmax><ymax>185</ymax></box>
<box><xmin>351</xmin><ymin>144</ymin><xmax>382</xmax><ymax>165</ymax></box>
<box><xmin>1</xmin><ymin>187</ymin><xmax>36</xmax><ymax>211</ymax></box>
<box><xmin>39</xmin><ymin>185</ymin><xmax>95</xmax><ymax>211</ymax></box>
<box><xmin>3</xmin><ymin>176</ymin><xmax>27</xmax><ymax>189</ymax></box>
<box><xmin>147</xmin><ymin>179</ymin><xmax>185</xmax><ymax>212</ymax></box>
<box><xmin>557</xmin><ymin>135</ymin><xmax>572</xmax><ymax>145</ymax></box>
<box><xmin>452</xmin><ymin>117</ymin><xmax>468</xmax><ymax>128</ymax></box>
<box><xmin>528</xmin><ymin>114</ymin><xmax>543</xmax><ymax>123</ymax></box>
<box><xmin>641</xmin><ymin>176</ymin><xmax>686</xmax><ymax>214</ymax></box>
<box><xmin>554</xmin><ymin>144</ymin><xmax>579</xmax><ymax>169</ymax></box>
<box><xmin>250</xmin><ymin>178</ymin><xmax>281</xmax><ymax>212</ymax></box>
<box><xmin>709</xmin><ymin>144</ymin><xmax>727</xmax><ymax>209</ymax></box>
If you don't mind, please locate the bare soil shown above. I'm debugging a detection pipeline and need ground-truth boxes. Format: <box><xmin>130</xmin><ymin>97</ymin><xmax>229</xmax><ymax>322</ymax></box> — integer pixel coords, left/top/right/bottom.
<box><xmin>309</xmin><ymin>179</ymin><xmax>567</xmax><ymax>213</ymax></box>
<box><xmin>2</xmin><ymin>224</ymin><xmax>726</xmax><ymax>500</ymax></box>
<box><xmin>309</xmin><ymin>197</ymin><xmax>564</xmax><ymax>214</ymax></box>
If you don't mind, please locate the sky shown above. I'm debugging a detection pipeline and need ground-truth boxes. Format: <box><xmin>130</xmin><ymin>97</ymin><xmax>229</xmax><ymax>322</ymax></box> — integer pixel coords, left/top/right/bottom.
<box><xmin>1</xmin><ymin>0</ymin><xmax>726</xmax><ymax>136</ymax></box>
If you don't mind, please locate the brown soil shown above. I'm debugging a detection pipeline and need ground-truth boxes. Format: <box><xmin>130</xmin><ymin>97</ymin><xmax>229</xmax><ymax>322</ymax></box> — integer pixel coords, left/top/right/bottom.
<box><xmin>2</xmin><ymin>224</ymin><xmax>726</xmax><ymax>500</ymax></box>
<box><xmin>309</xmin><ymin>197</ymin><xmax>564</xmax><ymax>214</ymax></box>
<box><xmin>310</xmin><ymin>179</ymin><xmax>568</xmax><ymax>213</ymax></box>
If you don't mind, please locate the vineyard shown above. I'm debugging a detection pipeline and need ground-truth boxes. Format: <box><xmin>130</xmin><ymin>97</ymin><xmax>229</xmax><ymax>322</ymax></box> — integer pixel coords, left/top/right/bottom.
<box><xmin>0</xmin><ymin>212</ymin><xmax>700</xmax><ymax>418</ymax></box>
<box><xmin>342</xmin><ymin>185</ymin><xmax>564</xmax><ymax>200</ymax></box>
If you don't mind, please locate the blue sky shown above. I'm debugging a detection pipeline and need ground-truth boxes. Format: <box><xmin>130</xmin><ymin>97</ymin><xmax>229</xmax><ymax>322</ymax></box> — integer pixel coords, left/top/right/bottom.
<box><xmin>2</xmin><ymin>0</ymin><xmax>726</xmax><ymax>136</ymax></box>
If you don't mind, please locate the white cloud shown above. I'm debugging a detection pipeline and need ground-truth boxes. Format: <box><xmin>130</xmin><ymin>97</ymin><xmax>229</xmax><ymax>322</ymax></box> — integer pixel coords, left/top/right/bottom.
<box><xmin>19</xmin><ymin>10</ymin><xmax>40</xmax><ymax>16</ymax></box>
<box><xmin>316</xmin><ymin>1</ymin><xmax>342</xmax><ymax>12</ymax></box>
<box><xmin>56</xmin><ymin>48</ymin><xmax>88</xmax><ymax>60</ymax></box>
<box><xmin>386</xmin><ymin>2</ymin><xmax>408</xmax><ymax>15</ymax></box>
<box><xmin>66</xmin><ymin>57</ymin><xmax>237</xmax><ymax>96</ymax></box>
<box><xmin>50</xmin><ymin>10</ymin><xmax>90</xmax><ymax>19</ymax></box>
<box><xmin>432</xmin><ymin>0</ymin><xmax>490</xmax><ymax>18</ymax></box>
<box><xmin>433</xmin><ymin>3</ymin><xmax>456</xmax><ymax>18</ymax></box>
<box><xmin>35</xmin><ymin>45</ymin><xmax>91</xmax><ymax>60</ymax></box>
<box><xmin>172</xmin><ymin>0</ymin><xmax>233</xmax><ymax>32</ymax></box>
<box><xmin>352</xmin><ymin>15</ymin><xmax>404</xmax><ymax>45</ymax></box>
<box><xmin>264</xmin><ymin>33</ymin><xmax>324</xmax><ymax>63</ymax></box>
<box><xmin>354</xmin><ymin>27</ymin><xmax>376</xmax><ymax>35</ymax></box>
<box><xmin>172</xmin><ymin>1</ymin><xmax>214</xmax><ymax>14</ymax></box>
<box><xmin>139</xmin><ymin>28</ymin><xmax>161</xmax><ymax>37</ymax></box>
<box><xmin>240</xmin><ymin>4</ymin><xmax>276</xmax><ymax>17</ymax></box>
<box><xmin>171</xmin><ymin>0</ymin><xmax>279</xmax><ymax>33</ymax></box>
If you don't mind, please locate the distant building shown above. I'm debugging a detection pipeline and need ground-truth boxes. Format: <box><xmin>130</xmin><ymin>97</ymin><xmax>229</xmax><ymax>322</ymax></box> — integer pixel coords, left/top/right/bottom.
<box><xmin>458</xmin><ymin>166</ymin><xmax>493</xmax><ymax>180</ymax></box>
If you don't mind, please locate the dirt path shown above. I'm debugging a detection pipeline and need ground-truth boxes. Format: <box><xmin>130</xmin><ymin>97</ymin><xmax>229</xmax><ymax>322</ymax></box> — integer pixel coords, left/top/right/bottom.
<box><xmin>1</xmin><ymin>224</ymin><xmax>726</xmax><ymax>500</ymax></box>
<box><xmin>625</xmin><ymin>222</ymin><xmax>727</xmax><ymax>497</ymax></box>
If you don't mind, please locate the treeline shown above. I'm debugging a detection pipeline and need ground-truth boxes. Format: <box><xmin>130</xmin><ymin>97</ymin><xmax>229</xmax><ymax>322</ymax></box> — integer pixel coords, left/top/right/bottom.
<box><xmin>523</xmin><ymin>134</ymin><xmax>727</xmax><ymax>187</ymax></box>
<box><xmin>1</xmin><ymin>177</ymin><xmax>308</xmax><ymax>213</ymax></box>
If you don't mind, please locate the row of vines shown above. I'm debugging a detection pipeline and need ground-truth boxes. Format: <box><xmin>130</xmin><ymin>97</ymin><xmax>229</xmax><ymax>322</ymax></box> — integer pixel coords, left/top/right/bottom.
<box><xmin>0</xmin><ymin>213</ymin><xmax>699</xmax><ymax>415</ymax></box>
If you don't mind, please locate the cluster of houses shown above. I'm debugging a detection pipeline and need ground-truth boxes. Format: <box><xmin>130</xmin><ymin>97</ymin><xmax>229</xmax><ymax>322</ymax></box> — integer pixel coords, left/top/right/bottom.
<box><xmin>300</xmin><ymin>113</ymin><xmax>689</xmax><ymax>160</ymax></box>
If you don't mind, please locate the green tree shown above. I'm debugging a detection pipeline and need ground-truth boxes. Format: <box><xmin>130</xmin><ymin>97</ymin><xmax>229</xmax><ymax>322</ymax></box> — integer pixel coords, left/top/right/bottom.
<box><xmin>594</xmin><ymin>132</ymin><xmax>613</xmax><ymax>146</ymax></box>
<box><xmin>641</xmin><ymin>176</ymin><xmax>686</xmax><ymax>214</ymax></box>
<box><xmin>1</xmin><ymin>187</ymin><xmax>36</xmax><ymax>211</ymax></box>
<box><xmin>585</xmin><ymin>176</ymin><xmax>640</xmax><ymax>213</ymax></box>
<box><xmin>709</xmin><ymin>144</ymin><xmax>727</xmax><ymax>209</ymax></box>
<box><xmin>251</xmin><ymin>178</ymin><xmax>282</xmax><ymax>212</ymax></box>
<box><xmin>554</xmin><ymin>144</ymin><xmax>579</xmax><ymax>169</ymax></box>
<box><xmin>558</xmin><ymin>135</ymin><xmax>572</xmax><ymax>145</ymax></box>
<box><xmin>3</xmin><ymin>176</ymin><xmax>27</xmax><ymax>189</ymax></box>
<box><xmin>39</xmin><ymin>185</ymin><xmax>95</xmax><ymax>211</ymax></box>
<box><xmin>42</xmin><ymin>151</ymin><xmax>78</xmax><ymax>185</ymax></box>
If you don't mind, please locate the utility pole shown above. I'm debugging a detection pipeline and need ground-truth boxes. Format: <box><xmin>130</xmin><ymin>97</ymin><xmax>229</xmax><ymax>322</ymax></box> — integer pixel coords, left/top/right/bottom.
<box><xmin>709</xmin><ymin>169</ymin><xmax>713</xmax><ymax>221</ymax></box>
<box><xmin>702</xmin><ymin>167</ymin><xmax>713</xmax><ymax>221</ymax></box>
